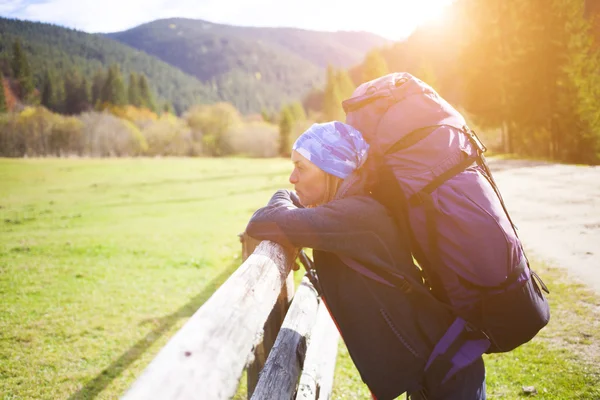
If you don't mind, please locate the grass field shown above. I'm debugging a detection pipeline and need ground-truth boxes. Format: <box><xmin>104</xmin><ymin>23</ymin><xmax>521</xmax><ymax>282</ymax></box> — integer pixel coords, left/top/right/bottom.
<box><xmin>1</xmin><ymin>158</ymin><xmax>599</xmax><ymax>399</ymax></box>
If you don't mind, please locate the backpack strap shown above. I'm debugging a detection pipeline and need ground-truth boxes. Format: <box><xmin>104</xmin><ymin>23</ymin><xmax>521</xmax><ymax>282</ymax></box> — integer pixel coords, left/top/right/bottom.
<box><xmin>408</xmin><ymin>155</ymin><xmax>479</xmax><ymax>207</ymax></box>
<box><xmin>404</xmin><ymin>125</ymin><xmax>539</xmax><ymax>293</ymax></box>
<box><xmin>386</xmin><ymin>124</ymin><xmax>450</xmax><ymax>155</ymax></box>
<box><xmin>424</xmin><ymin>318</ymin><xmax>490</xmax><ymax>391</ymax></box>
<box><xmin>298</xmin><ymin>250</ymin><xmax>324</xmax><ymax>296</ymax></box>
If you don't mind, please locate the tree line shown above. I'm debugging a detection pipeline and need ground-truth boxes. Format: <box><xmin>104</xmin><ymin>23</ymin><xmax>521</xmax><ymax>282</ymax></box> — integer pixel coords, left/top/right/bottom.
<box><xmin>1</xmin><ymin>35</ymin><xmax>313</xmax><ymax>159</ymax></box>
<box><xmin>3</xmin><ymin>0</ymin><xmax>599</xmax><ymax>164</ymax></box>
<box><xmin>303</xmin><ymin>0</ymin><xmax>600</xmax><ymax>165</ymax></box>
<box><xmin>0</xmin><ymin>17</ymin><xmax>217</xmax><ymax>114</ymax></box>
<box><xmin>1</xmin><ymin>39</ymin><xmax>167</xmax><ymax>115</ymax></box>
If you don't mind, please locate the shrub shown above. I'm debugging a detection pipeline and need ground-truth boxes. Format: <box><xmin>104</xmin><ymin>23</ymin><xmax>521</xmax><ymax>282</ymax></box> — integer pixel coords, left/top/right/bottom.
<box><xmin>79</xmin><ymin>111</ymin><xmax>147</xmax><ymax>156</ymax></box>
<box><xmin>15</xmin><ymin>107</ymin><xmax>56</xmax><ymax>156</ymax></box>
<box><xmin>0</xmin><ymin>113</ymin><xmax>23</xmax><ymax>157</ymax></box>
<box><xmin>107</xmin><ymin>105</ymin><xmax>158</xmax><ymax>125</ymax></box>
<box><xmin>142</xmin><ymin>115</ymin><xmax>193</xmax><ymax>156</ymax></box>
<box><xmin>225</xmin><ymin>121</ymin><xmax>279</xmax><ymax>158</ymax></box>
<box><xmin>49</xmin><ymin>116</ymin><xmax>84</xmax><ymax>156</ymax></box>
<box><xmin>185</xmin><ymin>102</ymin><xmax>242</xmax><ymax>156</ymax></box>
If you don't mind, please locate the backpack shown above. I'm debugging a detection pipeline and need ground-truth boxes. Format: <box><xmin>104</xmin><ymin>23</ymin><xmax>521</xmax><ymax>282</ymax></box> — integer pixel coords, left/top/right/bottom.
<box><xmin>301</xmin><ymin>250</ymin><xmax>491</xmax><ymax>399</ymax></box>
<box><xmin>341</xmin><ymin>72</ymin><xmax>550</xmax><ymax>354</ymax></box>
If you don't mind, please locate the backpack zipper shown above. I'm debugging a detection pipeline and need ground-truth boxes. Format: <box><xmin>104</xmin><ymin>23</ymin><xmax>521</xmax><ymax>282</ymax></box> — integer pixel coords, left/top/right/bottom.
<box><xmin>379</xmin><ymin>308</ymin><xmax>421</xmax><ymax>359</ymax></box>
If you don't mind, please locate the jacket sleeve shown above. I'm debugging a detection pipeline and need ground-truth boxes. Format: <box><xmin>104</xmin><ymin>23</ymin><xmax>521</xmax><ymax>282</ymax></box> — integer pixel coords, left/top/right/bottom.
<box><xmin>246</xmin><ymin>190</ymin><xmax>396</xmax><ymax>265</ymax></box>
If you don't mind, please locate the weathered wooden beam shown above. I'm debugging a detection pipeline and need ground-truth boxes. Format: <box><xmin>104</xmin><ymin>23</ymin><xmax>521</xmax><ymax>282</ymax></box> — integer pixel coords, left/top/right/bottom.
<box><xmin>295</xmin><ymin>302</ymin><xmax>340</xmax><ymax>400</ymax></box>
<box><xmin>250</xmin><ymin>278</ymin><xmax>320</xmax><ymax>400</ymax></box>
<box><xmin>122</xmin><ymin>240</ymin><xmax>295</xmax><ymax>400</ymax></box>
<box><xmin>239</xmin><ymin>231</ymin><xmax>262</xmax><ymax>261</ymax></box>
<box><xmin>241</xmin><ymin>232</ymin><xmax>295</xmax><ymax>398</ymax></box>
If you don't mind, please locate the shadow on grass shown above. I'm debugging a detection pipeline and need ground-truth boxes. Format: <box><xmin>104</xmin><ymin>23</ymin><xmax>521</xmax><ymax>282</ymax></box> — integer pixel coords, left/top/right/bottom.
<box><xmin>68</xmin><ymin>258</ymin><xmax>242</xmax><ymax>400</ymax></box>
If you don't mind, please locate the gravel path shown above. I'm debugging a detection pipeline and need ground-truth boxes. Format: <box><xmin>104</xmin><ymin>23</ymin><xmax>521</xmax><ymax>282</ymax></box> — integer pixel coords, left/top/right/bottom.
<box><xmin>487</xmin><ymin>159</ymin><xmax>600</xmax><ymax>293</ymax></box>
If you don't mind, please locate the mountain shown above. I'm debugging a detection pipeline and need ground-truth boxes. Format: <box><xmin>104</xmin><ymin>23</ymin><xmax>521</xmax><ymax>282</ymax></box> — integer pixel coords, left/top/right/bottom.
<box><xmin>107</xmin><ymin>18</ymin><xmax>388</xmax><ymax>70</ymax></box>
<box><xmin>0</xmin><ymin>17</ymin><xmax>389</xmax><ymax>114</ymax></box>
<box><xmin>105</xmin><ymin>18</ymin><xmax>391</xmax><ymax>111</ymax></box>
<box><xmin>0</xmin><ymin>17</ymin><xmax>217</xmax><ymax>114</ymax></box>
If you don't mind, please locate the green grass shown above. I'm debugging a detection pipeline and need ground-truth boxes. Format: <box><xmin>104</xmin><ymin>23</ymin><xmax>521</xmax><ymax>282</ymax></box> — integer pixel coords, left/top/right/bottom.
<box><xmin>1</xmin><ymin>158</ymin><xmax>599</xmax><ymax>399</ymax></box>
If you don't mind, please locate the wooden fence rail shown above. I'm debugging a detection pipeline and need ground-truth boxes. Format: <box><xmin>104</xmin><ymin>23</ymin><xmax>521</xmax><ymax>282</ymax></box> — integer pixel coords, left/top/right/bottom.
<box><xmin>122</xmin><ymin>235</ymin><xmax>339</xmax><ymax>400</ymax></box>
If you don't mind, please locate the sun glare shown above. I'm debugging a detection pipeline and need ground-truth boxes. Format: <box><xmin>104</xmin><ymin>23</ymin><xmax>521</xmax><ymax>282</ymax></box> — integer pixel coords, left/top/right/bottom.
<box><xmin>410</xmin><ymin>0</ymin><xmax>452</xmax><ymax>25</ymax></box>
<box><xmin>372</xmin><ymin>0</ymin><xmax>454</xmax><ymax>39</ymax></box>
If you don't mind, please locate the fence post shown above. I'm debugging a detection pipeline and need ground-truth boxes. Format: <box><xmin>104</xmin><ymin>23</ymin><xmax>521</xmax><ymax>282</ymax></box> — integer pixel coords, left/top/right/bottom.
<box><xmin>251</xmin><ymin>278</ymin><xmax>320</xmax><ymax>399</ymax></box>
<box><xmin>240</xmin><ymin>232</ymin><xmax>295</xmax><ymax>398</ymax></box>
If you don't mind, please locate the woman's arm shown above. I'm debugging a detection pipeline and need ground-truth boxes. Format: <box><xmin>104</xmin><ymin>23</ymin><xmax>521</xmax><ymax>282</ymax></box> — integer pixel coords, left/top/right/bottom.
<box><xmin>246</xmin><ymin>190</ymin><xmax>397</xmax><ymax>267</ymax></box>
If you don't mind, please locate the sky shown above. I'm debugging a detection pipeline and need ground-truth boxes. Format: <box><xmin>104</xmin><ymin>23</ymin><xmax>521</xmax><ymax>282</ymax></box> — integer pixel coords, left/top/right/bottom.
<box><xmin>0</xmin><ymin>0</ymin><xmax>454</xmax><ymax>40</ymax></box>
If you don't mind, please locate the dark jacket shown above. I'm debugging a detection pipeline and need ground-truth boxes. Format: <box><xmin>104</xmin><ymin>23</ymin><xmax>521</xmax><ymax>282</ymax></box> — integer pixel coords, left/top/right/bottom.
<box><xmin>246</xmin><ymin>172</ymin><xmax>453</xmax><ymax>399</ymax></box>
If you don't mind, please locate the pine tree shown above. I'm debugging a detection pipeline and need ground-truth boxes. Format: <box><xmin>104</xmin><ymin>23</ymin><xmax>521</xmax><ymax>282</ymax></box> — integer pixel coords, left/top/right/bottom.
<box><xmin>127</xmin><ymin>72</ymin><xmax>142</xmax><ymax>107</ymax></box>
<box><xmin>40</xmin><ymin>70</ymin><xmax>55</xmax><ymax>111</ymax></box>
<box><xmin>0</xmin><ymin>77</ymin><xmax>7</xmax><ymax>112</ymax></box>
<box><xmin>361</xmin><ymin>50</ymin><xmax>389</xmax><ymax>83</ymax></box>
<box><xmin>11</xmin><ymin>40</ymin><xmax>34</xmax><ymax>102</ymax></box>
<box><xmin>457</xmin><ymin>0</ymin><xmax>521</xmax><ymax>153</ymax></box>
<box><xmin>91</xmin><ymin>68</ymin><xmax>105</xmax><ymax>107</ymax></box>
<box><xmin>323</xmin><ymin>65</ymin><xmax>344</xmax><ymax>121</ymax></box>
<box><xmin>138</xmin><ymin>74</ymin><xmax>156</xmax><ymax>111</ymax></box>
<box><xmin>457</xmin><ymin>0</ymin><xmax>599</xmax><ymax>164</ymax></box>
<box><xmin>335</xmin><ymin>69</ymin><xmax>355</xmax><ymax>101</ymax></box>
<box><xmin>64</xmin><ymin>70</ymin><xmax>90</xmax><ymax>114</ymax></box>
<box><xmin>289</xmin><ymin>101</ymin><xmax>306</xmax><ymax>121</ymax></box>
<box><xmin>415</xmin><ymin>62</ymin><xmax>438</xmax><ymax>91</ymax></box>
<box><xmin>260</xmin><ymin>107</ymin><xmax>272</xmax><ymax>123</ymax></box>
<box><xmin>561</xmin><ymin>0</ymin><xmax>600</xmax><ymax>163</ymax></box>
<box><xmin>101</xmin><ymin>64</ymin><xmax>126</xmax><ymax>106</ymax></box>
<box><xmin>279</xmin><ymin>107</ymin><xmax>293</xmax><ymax>157</ymax></box>
<box><xmin>162</xmin><ymin>101</ymin><xmax>174</xmax><ymax>114</ymax></box>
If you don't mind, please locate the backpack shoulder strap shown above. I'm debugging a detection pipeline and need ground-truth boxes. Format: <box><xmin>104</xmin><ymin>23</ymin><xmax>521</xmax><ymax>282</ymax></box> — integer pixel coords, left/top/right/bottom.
<box><xmin>424</xmin><ymin>317</ymin><xmax>490</xmax><ymax>391</ymax></box>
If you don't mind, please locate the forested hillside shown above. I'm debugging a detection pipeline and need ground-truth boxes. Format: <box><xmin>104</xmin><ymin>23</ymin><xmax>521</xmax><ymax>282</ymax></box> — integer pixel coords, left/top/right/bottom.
<box><xmin>105</xmin><ymin>18</ymin><xmax>389</xmax><ymax>113</ymax></box>
<box><xmin>0</xmin><ymin>17</ymin><xmax>387</xmax><ymax>114</ymax></box>
<box><xmin>0</xmin><ymin>17</ymin><xmax>218</xmax><ymax>114</ymax></box>
<box><xmin>339</xmin><ymin>0</ymin><xmax>600</xmax><ymax>164</ymax></box>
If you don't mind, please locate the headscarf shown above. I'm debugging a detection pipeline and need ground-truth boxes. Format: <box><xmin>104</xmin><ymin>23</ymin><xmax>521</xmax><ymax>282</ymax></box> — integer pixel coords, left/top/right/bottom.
<box><xmin>292</xmin><ymin>121</ymin><xmax>369</xmax><ymax>179</ymax></box>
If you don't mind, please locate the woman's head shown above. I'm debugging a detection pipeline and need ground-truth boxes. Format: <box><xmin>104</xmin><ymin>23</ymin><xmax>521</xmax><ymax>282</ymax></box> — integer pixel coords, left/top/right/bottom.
<box><xmin>289</xmin><ymin>121</ymin><xmax>369</xmax><ymax>207</ymax></box>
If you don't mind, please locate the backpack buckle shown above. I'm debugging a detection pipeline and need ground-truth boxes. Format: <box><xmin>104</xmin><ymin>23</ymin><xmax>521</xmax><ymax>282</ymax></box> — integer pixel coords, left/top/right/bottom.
<box><xmin>462</xmin><ymin>125</ymin><xmax>487</xmax><ymax>154</ymax></box>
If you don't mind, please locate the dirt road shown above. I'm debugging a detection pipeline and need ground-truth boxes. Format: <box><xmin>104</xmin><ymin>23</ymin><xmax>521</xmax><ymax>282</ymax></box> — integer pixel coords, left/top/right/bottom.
<box><xmin>488</xmin><ymin>159</ymin><xmax>600</xmax><ymax>293</ymax></box>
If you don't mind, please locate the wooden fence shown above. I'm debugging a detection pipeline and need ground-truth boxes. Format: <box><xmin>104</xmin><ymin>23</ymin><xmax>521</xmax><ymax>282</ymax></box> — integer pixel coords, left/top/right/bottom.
<box><xmin>122</xmin><ymin>233</ymin><xmax>340</xmax><ymax>399</ymax></box>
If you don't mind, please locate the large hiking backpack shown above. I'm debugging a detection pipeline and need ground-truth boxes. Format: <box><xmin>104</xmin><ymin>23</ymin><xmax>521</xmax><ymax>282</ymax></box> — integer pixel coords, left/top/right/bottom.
<box><xmin>341</xmin><ymin>72</ymin><xmax>550</xmax><ymax>353</ymax></box>
<box><xmin>300</xmin><ymin>250</ymin><xmax>491</xmax><ymax>399</ymax></box>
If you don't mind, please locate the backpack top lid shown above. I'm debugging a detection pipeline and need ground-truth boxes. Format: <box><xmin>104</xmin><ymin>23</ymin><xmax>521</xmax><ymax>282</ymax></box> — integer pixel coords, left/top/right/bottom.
<box><xmin>343</xmin><ymin>72</ymin><xmax>466</xmax><ymax>153</ymax></box>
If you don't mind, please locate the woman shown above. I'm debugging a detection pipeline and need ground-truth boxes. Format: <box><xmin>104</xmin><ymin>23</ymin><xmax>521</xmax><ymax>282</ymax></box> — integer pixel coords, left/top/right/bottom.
<box><xmin>246</xmin><ymin>121</ymin><xmax>486</xmax><ymax>399</ymax></box>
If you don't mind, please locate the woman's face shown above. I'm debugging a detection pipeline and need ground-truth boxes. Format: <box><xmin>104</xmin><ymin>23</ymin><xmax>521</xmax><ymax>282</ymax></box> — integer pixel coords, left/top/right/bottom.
<box><xmin>289</xmin><ymin>150</ymin><xmax>327</xmax><ymax>207</ymax></box>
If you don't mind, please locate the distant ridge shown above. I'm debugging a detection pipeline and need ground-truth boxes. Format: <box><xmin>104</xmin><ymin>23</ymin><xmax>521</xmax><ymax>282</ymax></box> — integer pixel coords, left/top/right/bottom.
<box><xmin>0</xmin><ymin>16</ymin><xmax>390</xmax><ymax>113</ymax></box>
<box><xmin>106</xmin><ymin>18</ymin><xmax>391</xmax><ymax>112</ymax></box>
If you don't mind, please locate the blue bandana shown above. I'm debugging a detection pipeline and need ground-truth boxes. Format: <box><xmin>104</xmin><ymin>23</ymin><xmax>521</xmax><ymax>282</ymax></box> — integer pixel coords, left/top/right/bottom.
<box><xmin>292</xmin><ymin>121</ymin><xmax>369</xmax><ymax>180</ymax></box>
